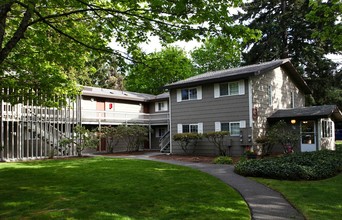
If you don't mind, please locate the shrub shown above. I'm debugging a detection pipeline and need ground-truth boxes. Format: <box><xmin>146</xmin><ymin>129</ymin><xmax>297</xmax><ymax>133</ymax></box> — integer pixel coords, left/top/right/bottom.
<box><xmin>234</xmin><ymin>150</ymin><xmax>342</xmax><ymax>180</ymax></box>
<box><xmin>213</xmin><ymin>156</ymin><xmax>233</xmax><ymax>164</ymax></box>
<box><xmin>173</xmin><ymin>133</ymin><xmax>202</xmax><ymax>154</ymax></box>
<box><xmin>203</xmin><ymin>131</ymin><xmax>229</xmax><ymax>156</ymax></box>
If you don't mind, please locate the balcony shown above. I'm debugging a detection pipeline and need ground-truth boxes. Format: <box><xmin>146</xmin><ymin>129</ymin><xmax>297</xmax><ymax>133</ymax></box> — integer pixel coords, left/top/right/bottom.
<box><xmin>81</xmin><ymin>110</ymin><xmax>169</xmax><ymax>125</ymax></box>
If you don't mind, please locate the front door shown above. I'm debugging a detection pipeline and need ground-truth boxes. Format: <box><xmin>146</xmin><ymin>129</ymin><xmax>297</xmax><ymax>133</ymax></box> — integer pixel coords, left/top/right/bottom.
<box><xmin>300</xmin><ymin>120</ymin><xmax>316</xmax><ymax>152</ymax></box>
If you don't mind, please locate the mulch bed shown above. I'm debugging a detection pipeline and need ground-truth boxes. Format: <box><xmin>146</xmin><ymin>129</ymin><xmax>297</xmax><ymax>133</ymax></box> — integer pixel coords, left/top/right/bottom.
<box><xmin>97</xmin><ymin>151</ymin><xmax>243</xmax><ymax>164</ymax></box>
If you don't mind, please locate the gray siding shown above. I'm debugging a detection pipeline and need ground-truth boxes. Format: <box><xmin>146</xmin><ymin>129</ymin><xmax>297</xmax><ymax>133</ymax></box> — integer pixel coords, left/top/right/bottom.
<box><xmin>170</xmin><ymin>81</ymin><xmax>251</xmax><ymax>156</ymax></box>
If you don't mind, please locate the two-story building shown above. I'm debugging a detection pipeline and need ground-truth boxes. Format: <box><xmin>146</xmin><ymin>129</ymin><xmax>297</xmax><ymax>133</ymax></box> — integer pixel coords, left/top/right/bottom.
<box><xmin>2</xmin><ymin>59</ymin><xmax>341</xmax><ymax>160</ymax></box>
<box><xmin>164</xmin><ymin>59</ymin><xmax>342</xmax><ymax>155</ymax></box>
<box><xmin>0</xmin><ymin>86</ymin><xmax>169</xmax><ymax>161</ymax></box>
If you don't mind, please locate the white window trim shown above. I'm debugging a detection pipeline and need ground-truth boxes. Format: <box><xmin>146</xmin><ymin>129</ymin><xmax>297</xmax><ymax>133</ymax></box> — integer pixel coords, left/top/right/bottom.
<box><xmin>177</xmin><ymin>123</ymin><xmax>203</xmax><ymax>134</ymax></box>
<box><xmin>215</xmin><ymin>120</ymin><xmax>246</xmax><ymax>136</ymax></box>
<box><xmin>214</xmin><ymin>80</ymin><xmax>245</xmax><ymax>98</ymax></box>
<box><xmin>155</xmin><ymin>101</ymin><xmax>168</xmax><ymax>112</ymax></box>
<box><xmin>177</xmin><ymin>86</ymin><xmax>202</xmax><ymax>102</ymax></box>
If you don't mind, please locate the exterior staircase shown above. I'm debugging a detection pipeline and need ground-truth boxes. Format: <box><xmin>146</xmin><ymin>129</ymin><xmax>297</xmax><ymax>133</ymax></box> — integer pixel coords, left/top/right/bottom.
<box><xmin>159</xmin><ymin>130</ymin><xmax>170</xmax><ymax>153</ymax></box>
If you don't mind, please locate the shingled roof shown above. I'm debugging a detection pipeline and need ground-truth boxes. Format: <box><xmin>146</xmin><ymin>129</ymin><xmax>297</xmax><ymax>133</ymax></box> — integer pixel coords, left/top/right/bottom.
<box><xmin>82</xmin><ymin>86</ymin><xmax>168</xmax><ymax>102</ymax></box>
<box><xmin>164</xmin><ymin>59</ymin><xmax>311</xmax><ymax>94</ymax></box>
<box><xmin>268</xmin><ymin>105</ymin><xmax>342</xmax><ymax>121</ymax></box>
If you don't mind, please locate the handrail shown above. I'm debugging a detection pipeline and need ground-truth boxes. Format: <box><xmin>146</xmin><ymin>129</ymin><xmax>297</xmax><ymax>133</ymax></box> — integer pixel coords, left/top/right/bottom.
<box><xmin>159</xmin><ymin>130</ymin><xmax>170</xmax><ymax>152</ymax></box>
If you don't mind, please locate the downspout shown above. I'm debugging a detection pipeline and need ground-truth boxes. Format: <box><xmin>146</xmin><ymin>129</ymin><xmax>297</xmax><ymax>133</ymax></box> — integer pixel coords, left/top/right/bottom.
<box><xmin>168</xmin><ymin>90</ymin><xmax>172</xmax><ymax>154</ymax></box>
<box><xmin>0</xmin><ymin>96</ymin><xmax>4</xmax><ymax>161</ymax></box>
<box><xmin>248</xmin><ymin>78</ymin><xmax>254</xmax><ymax>141</ymax></box>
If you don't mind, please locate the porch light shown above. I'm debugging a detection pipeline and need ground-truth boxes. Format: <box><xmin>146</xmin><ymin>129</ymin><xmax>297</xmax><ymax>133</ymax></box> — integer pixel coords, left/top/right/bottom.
<box><xmin>291</xmin><ymin>119</ymin><xmax>296</xmax><ymax>124</ymax></box>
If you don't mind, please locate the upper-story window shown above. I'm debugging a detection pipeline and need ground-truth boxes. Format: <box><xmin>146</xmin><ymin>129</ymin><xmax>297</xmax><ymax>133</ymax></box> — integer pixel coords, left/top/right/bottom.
<box><xmin>214</xmin><ymin>80</ymin><xmax>245</xmax><ymax>98</ymax></box>
<box><xmin>290</xmin><ymin>91</ymin><xmax>295</xmax><ymax>108</ymax></box>
<box><xmin>177</xmin><ymin>86</ymin><xmax>202</xmax><ymax>102</ymax></box>
<box><xmin>155</xmin><ymin>101</ymin><xmax>168</xmax><ymax>112</ymax></box>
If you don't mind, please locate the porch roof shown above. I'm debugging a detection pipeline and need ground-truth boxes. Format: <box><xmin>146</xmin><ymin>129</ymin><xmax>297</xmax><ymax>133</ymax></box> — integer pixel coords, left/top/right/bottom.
<box><xmin>268</xmin><ymin>105</ymin><xmax>342</xmax><ymax>121</ymax></box>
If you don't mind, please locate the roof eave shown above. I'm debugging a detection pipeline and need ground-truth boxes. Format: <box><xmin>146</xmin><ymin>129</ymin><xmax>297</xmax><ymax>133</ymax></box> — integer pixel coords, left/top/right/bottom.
<box><xmin>163</xmin><ymin>72</ymin><xmax>254</xmax><ymax>90</ymax></box>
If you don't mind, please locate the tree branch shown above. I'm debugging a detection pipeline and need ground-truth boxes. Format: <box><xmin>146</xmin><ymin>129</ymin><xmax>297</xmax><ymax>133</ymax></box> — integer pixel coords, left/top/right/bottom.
<box><xmin>0</xmin><ymin>1</ymin><xmax>15</xmax><ymax>49</ymax></box>
<box><xmin>0</xmin><ymin>3</ymin><xmax>32</xmax><ymax>64</ymax></box>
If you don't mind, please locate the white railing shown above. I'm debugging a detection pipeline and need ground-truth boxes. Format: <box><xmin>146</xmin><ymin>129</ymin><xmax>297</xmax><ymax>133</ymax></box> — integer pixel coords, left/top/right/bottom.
<box><xmin>81</xmin><ymin>110</ymin><xmax>169</xmax><ymax>124</ymax></box>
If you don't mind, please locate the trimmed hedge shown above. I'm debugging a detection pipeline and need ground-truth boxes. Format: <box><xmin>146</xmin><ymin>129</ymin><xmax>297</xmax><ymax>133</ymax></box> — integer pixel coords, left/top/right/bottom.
<box><xmin>234</xmin><ymin>150</ymin><xmax>342</xmax><ymax>180</ymax></box>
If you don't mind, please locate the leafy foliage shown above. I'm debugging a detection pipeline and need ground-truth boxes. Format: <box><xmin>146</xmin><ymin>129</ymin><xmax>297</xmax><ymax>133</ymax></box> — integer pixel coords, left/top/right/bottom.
<box><xmin>116</xmin><ymin>125</ymin><xmax>149</xmax><ymax>152</ymax></box>
<box><xmin>235</xmin><ymin>150</ymin><xmax>342</xmax><ymax>180</ymax></box>
<box><xmin>60</xmin><ymin>125</ymin><xmax>99</xmax><ymax>157</ymax></box>
<box><xmin>267</xmin><ymin>120</ymin><xmax>300</xmax><ymax>154</ymax></box>
<box><xmin>213</xmin><ymin>156</ymin><xmax>233</xmax><ymax>164</ymax></box>
<box><xmin>1</xmin><ymin>0</ymin><xmax>259</xmax><ymax>105</ymax></box>
<box><xmin>173</xmin><ymin>133</ymin><xmax>203</xmax><ymax>154</ymax></box>
<box><xmin>203</xmin><ymin>131</ymin><xmax>229</xmax><ymax>156</ymax></box>
<box><xmin>191</xmin><ymin>37</ymin><xmax>243</xmax><ymax>75</ymax></box>
<box><xmin>125</xmin><ymin>46</ymin><xmax>194</xmax><ymax>94</ymax></box>
<box><xmin>236</xmin><ymin>0</ymin><xmax>342</xmax><ymax>107</ymax></box>
<box><xmin>100</xmin><ymin>126</ymin><xmax>123</xmax><ymax>153</ymax></box>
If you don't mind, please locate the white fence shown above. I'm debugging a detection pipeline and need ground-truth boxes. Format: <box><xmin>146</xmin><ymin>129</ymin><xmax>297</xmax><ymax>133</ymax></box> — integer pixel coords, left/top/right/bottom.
<box><xmin>0</xmin><ymin>98</ymin><xmax>81</xmax><ymax>161</ymax></box>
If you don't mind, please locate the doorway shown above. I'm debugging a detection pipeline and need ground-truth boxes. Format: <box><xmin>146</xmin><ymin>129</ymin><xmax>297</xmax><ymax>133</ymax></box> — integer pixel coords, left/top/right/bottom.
<box><xmin>300</xmin><ymin>120</ymin><xmax>316</xmax><ymax>152</ymax></box>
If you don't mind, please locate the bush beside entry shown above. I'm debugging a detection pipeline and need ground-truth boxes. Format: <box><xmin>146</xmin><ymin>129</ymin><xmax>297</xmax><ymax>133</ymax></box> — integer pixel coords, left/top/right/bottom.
<box><xmin>234</xmin><ymin>150</ymin><xmax>342</xmax><ymax>180</ymax></box>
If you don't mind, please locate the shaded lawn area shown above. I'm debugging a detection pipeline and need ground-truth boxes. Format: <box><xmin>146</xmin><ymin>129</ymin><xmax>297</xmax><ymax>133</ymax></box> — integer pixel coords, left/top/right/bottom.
<box><xmin>0</xmin><ymin>157</ymin><xmax>249</xmax><ymax>220</ymax></box>
<box><xmin>253</xmin><ymin>174</ymin><xmax>342</xmax><ymax>220</ymax></box>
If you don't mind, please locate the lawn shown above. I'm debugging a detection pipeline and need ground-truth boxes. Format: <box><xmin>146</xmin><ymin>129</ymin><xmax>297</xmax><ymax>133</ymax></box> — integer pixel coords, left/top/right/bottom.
<box><xmin>0</xmin><ymin>157</ymin><xmax>249</xmax><ymax>220</ymax></box>
<box><xmin>253</xmin><ymin>174</ymin><xmax>342</xmax><ymax>220</ymax></box>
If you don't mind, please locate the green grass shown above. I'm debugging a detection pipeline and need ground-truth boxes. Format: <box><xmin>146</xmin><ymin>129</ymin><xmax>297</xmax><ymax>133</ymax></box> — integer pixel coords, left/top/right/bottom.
<box><xmin>0</xmin><ymin>157</ymin><xmax>249</xmax><ymax>220</ymax></box>
<box><xmin>336</xmin><ymin>140</ymin><xmax>342</xmax><ymax>150</ymax></box>
<box><xmin>253</xmin><ymin>174</ymin><xmax>342</xmax><ymax>220</ymax></box>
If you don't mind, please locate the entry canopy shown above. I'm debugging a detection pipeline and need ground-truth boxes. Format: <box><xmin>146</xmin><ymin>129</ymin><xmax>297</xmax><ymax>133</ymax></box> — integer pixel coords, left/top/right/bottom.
<box><xmin>268</xmin><ymin>105</ymin><xmax>342</xmax><ymax>122</ymax></box>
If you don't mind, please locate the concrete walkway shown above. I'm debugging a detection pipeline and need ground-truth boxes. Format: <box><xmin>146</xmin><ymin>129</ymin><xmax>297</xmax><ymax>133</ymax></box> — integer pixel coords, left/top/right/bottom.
<box><xmin>99</xmin><ymin>152</ymin><xmax>305</xmax><ymax>220</ymax></box>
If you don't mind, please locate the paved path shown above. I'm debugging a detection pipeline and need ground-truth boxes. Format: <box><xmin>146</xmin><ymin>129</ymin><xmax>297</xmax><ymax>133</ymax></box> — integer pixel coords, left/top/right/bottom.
<box><xmin>98</xmin><ymin>153</ymin><xmax>305</xmax><ymax>220</ymax></box>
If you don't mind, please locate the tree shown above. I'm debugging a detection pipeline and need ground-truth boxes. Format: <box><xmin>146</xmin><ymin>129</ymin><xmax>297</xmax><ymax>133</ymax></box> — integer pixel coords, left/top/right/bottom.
<box><xmin>125</xmin><ymin>46</ymin><xmax>194</xmax><ymax>94</ymax></box>
<box><xmin>60</xmin><ymin>125</ymin><xmax>99</xmax><ymax>157</ymax></box>
<box><xmin>236</xmin><ymin>0</ymin><xmax>341</xmax><ymax>106</ymax></box>
<box><xmin>80</xmin><ymin>54</ymin><xmax>125</xmax><ymax>90</ymax></box>
<box><xmin>1</xmin><ymin>0</ymin><xmax>259</xmax><ymax>105</ymax></box>
<box><xmin>203</xmin><ymin>131</ymin><xmax>230</xmax><ymax>156</ymax></box>
<box><xmin>191</xmin><ymin>37</ymin><xmax>242</xmax><ymax>75</ymax></box>
<box><xmin>101</xmin><ymin>126</ymin><xmax>123</xmax><ymax>153</ymax></box>
<box><xmin>267</xmin><ymin>120</ymin><xmax>300</xmax><ymax>154</ymax></box>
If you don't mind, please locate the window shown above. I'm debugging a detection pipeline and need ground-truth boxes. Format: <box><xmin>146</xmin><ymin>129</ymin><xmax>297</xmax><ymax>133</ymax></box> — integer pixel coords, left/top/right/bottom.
<box><xmin>214</xmin><ymin>80</ymin><xmax>245</xmax><ymax>98</ymax></box>
<box><xmin>177</xmin><ymin>123</ymin><xmax>203</xmax><ymax>134</ymax></box>
<box><xmin>322</xmin><ymin>120</ymin><xmax>333</xmax><ymax>138</ymax></box>
<box><xmin>182</xmin><ymin>124</ymin><xmax>198</xmax><ymax>133</ymax></box>
<box><xmin>216</xmin><ymin>121</ymin><xmax>246</xmax><ymax>136</ymax></box>
<box><xmin>177</xmin><ymin>86</ymin><xmax>202</xmax><ymax>102</ymax></box>
<box><xmin>182</xmin><ymin>88</ymin><xmax>197</xmax><ymax>100</ymax></box>
<box><xmin>155</xmin><ymin>101</ymin><xmax>168</xmax><ymax>112</ymax></box>
<box><xmin>267</xmin><ymin>85</ymin><xmax>272</xmax><ymax>106</ymax></box>
<box><xmin>290</xmin><ymin>92</ymin><xmax>295</xmax><ymax>108</ymax></box>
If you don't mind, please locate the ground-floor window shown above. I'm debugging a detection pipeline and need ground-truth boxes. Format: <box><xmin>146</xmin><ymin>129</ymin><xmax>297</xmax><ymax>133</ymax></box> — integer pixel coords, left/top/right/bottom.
<box><xmin>215</xmin><ymin>121</ymin><xmax>246</xmax><ymax>136</ymax></box>
<box><xmin>322</xmin><ymin>120</ymin><xmax>333</xmax><ymax>138</ymax></box>
<box><xmin>177</xmin><ymin>123</ymin><xmax>203</xmax><ymax>134</ymax></box>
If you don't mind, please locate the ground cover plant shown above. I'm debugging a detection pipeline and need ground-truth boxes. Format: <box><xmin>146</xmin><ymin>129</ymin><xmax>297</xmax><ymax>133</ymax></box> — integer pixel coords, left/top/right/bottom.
<box><xmin>0</xmin><ymin>157</ymin><xmax>249</xmax><ymax>220</ymax></box>
<box><xmin>253</xmin><ymin>174</ymin><xmax>342</xmax><ymax>220</ymax></box>
<box><xmin>234</xmin><ymin>150</ymin><xmax>342</xmax><ymax>180</ymax></box>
